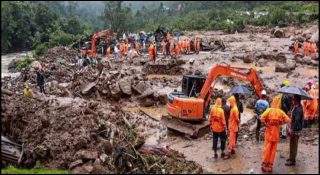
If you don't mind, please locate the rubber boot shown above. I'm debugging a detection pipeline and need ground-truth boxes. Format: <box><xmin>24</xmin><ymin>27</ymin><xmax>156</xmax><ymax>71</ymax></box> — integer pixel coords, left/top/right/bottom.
<box><xmin>266</xmin><ymin>163</ymin><xmax>273</xmax><ymax>172</ymax></box>
<box><xmin>261</xmin><ymin>162</ymin><xmax>267</xmax><ymax>172</ymax></box>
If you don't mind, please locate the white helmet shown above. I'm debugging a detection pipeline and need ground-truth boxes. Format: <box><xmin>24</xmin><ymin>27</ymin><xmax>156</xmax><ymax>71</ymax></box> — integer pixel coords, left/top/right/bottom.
<box><xmin>261</xmin><ymin>90</ymin><xmax>267</xmax><ymax>96</ymax></box>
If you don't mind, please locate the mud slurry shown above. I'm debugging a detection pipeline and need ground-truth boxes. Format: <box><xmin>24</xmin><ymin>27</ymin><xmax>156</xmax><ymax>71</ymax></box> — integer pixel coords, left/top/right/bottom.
<box><xmin>1</xmin><ymin>23</ymin><xmax>319</xmax><ymax>173</ymax></box>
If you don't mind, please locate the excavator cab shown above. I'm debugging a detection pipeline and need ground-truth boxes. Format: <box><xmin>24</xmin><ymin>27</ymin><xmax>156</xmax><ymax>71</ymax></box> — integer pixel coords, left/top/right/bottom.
<box><xmin>181</xmin><ymin>75</ymin><xmax>206</xmax><ymax>97</ymax></box>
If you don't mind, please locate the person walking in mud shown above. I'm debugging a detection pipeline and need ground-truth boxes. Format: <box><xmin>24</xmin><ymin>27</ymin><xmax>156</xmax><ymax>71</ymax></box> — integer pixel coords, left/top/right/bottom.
<box><xmin>36</xmin><ymin>69</ymin><xmax>45</xmax><ymax>94</ymax></box>
<box><xmin>255</xmin><ymin>90</ymin><xmax>269</xmax><ymax>142</ymax></box>
<box><xmin>260</xmin><ymin>97</ymin><xmax>290</xmax><ymax>172</ymax></box>
<box><xmin>209</xmin><ymin>98</ymin><xmax>227</xmax><ymax>159</ymax></box>
<box><xmin>285</xmin><ymin>95</ymin><xmax>304</xmax><ymax>166</ymax></box>
<box><xmin>224</xmin><ymin>96</ymin><xmax>239</xmax><ymax>159</ymax></box>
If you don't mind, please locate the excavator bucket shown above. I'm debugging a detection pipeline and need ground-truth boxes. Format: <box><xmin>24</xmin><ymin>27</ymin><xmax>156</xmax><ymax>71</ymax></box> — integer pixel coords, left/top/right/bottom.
<box><xmin>161</xmin><ymin>114</ymin><xmax>210</xmax><ymax>138</ymax></box>
<box><xmin>142</xmin><ymin>59</ymin><xmax>185</xmax><ymax>75</ymax></box>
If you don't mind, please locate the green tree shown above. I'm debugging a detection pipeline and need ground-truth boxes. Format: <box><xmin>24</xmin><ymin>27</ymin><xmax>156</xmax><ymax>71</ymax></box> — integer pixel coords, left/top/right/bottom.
<box><xmin>102</xmin><ymin>1</ymin><xmax>131</xmax><ymax>33</ymax></box>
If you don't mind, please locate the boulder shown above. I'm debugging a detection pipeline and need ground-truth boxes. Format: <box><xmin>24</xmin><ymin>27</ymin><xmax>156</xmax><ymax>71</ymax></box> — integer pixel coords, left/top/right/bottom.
<box><xmin>69</xmin><ymin>160</ymin><xmax>84</xmax><ymax>170</ymax></box>
<box><xmin>140</xmin><ymin>98</ymin><xmax>156</xmax><ymax>107</ymax></box>
<box><xmin>119</xmin><ymin>78</ymin><xmax>132</xmax><ymax>95</ymax></box>
<box><xmin>275</xmin><ymin>53</ymin><xmax>287</xmax><ymax>63</ymax></box>
<box><xmin>75</xmin><ymin>150</ymin><xmax>98</xmax><ymax>160</ymax></box>
<box><xmin>310</xmin><ymin>31</ymin><xmax>319</xmax><ymax>44</ymax></box>
<box><xmin>275</xmin><ymin>63</ymin><xmax>293</xmax><ymax>72</ymax></box>
<box><xmin>257</xmin><ymin>58</ymin><xmax>267</xmax><ymax>67</ymax></box>
<box><xmin>132</xmin><ymin>81</ymin><xmax>151</xmax><ymax>95</ymax></box>
<box><xmin>273</xmin><ymin>27</ymin><xmax>285</xmax><ymax>38</ymax></box>
<box><xmin>243</xmin><ymin>54</ymin><xmax>254</xmax><ymax>63</ymax></box>
<box><xmin>110</xmin><ymin>83</ymin><xmax>121</xmax><ymax>97</ymax></box>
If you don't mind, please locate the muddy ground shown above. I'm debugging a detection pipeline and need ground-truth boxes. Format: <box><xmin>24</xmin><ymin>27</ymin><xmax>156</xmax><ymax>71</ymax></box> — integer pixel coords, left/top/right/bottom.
<box><xmin>1</xmin><ymin>22</ymin><xmax>319</xmax><ymax>174</ymax></box>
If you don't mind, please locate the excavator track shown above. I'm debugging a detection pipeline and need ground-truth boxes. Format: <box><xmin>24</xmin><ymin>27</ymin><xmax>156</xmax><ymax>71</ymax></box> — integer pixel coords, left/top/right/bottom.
<box><xmin>161</xmin><ymin>114</ymin><xmax>210</xmax><ymax>138</ymax></box>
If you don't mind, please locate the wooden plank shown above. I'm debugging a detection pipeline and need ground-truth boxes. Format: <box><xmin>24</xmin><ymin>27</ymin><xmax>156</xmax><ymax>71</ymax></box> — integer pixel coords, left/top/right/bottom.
<box><xmin>139</xmin><ymin>107</ymin><xmax>166</xmax><ymax>121</ymax></box>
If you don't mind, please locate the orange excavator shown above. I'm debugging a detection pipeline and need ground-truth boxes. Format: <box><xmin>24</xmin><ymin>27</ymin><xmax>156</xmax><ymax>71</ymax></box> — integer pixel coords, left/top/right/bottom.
<box><xmin>80</xmin><ymin>29</ymin><xmax>113</xmax><ymax>58</ymax></box>
<box><xmin>161</xmin><ymin>63</ymin><xmax>264</xmax><ymax>137</ymax></box>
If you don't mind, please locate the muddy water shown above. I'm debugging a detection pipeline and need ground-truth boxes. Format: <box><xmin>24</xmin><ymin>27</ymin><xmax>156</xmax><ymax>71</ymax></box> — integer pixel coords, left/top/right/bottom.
<box><xmin>1</xmin><ymin>51</ymin><xmax>32</xmax><ymax>78</ymax></box>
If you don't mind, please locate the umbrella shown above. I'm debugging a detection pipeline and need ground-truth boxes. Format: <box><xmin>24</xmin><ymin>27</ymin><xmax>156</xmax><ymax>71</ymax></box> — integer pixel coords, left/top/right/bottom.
<box><xmin>277</xmin><ymin>86</ymin><xmax>313</xmax><ymax>100</ymax></box>
<box><xmin>229</xmin><ymin>85</ymin><xmax>252</xmax><ymax>95</ymax></box>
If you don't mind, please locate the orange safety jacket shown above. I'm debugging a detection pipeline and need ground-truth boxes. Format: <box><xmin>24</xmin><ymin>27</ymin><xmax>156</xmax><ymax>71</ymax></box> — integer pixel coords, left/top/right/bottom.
<box><xmin>209</xmin><ymin>98</ymin><xmax>226</xmax><ymax>132</ymax></box>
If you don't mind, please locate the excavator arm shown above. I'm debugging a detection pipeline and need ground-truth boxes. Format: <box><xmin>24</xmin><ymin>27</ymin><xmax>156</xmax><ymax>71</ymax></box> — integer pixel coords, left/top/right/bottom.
<box><xmin>89</xmin><ymin>30</ymin><xmax>112</xmax><ymax>58</ymax></box>
<box><xmin>199</xmin><ymin>63</ymin><xmax>263</xmax><ymax>100</ymax></box>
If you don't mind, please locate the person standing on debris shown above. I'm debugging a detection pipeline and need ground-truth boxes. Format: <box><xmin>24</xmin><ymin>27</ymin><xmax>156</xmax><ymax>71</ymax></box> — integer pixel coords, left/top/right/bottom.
<box><xmin>106</xmin><ymin>46</ymin><xmax>111</xmax><ymax>59</ymax></box>
<box><xmin>175</xmin><ymin>42</ymin><xmax>181</xmax><ymax>58</ymax></box>
<box><xmin>260</xmin><ymin>98</ymin><xmax>290</xmax><ymax>173</ymax></box>
<box><xmin>23</xmin><ymin>83</ymin><xmax>32</xmax><ymax>97</ymax></box>
<box><xmin>209</xmin><ymin>98</ymin><xmax>227</xmax><ymax>159</ymax></box>
<box><xmin>194</xmin><ymin>37</ymin><xmax>201</xmax><ymax>54</ymax></box>
<box><xmin>114</xmin><ymin>44</ymin><xmax>120</xmax><ymax>59</ymax></box>
<box><xmin>36</xmin><ymin>70</ymin><xmax>45</xmax><ymax>94</ymax></box>
<box><xmin>148</xmin><ymin>43</ymin><xmax>156</xmax><ymax>63</ymax></box>
<box><xmin>182</xmin><ymin>39</ymin><xmax>187</xmax><ymax>54</ymax></box>
<box><xmin>178</xmin><ymin>39</ymin><xmax>183</xmax><ymax>54</ymax></box>
<box><xmin>186</xmin><ymin>38</ymin><xmax>191</xmax><ymax>54</ymax></box>
<box><xmin>302</xmin><ymin>85</ymin><xmax>311</xmax><ymax>128</ymax></box>
<box><xmin>302</xmin><ymin>40</ymin><xmax>307</xmax><ymax>56</ymax></box>
<box><xmin>162</xmin><ymin>40</ymin><xmax>167</xmax><ymax>58</ymax></box>
<box><xmin>279</xmin><ymin>80</ymin><xmax>292</xmax><ymax>139</ymax></box>
<box><xmin>135</xmin><ymin>41</ymin><xmax>141</xmax><ymax>56</ymax></box>
<box><xmin>255</xmin><ymin>90</ymin><xmax>270</xmax><ymax>142</ymax></box>
<box><xmin>285</xmin><ymin>95</ymin><xmax>304</xmax><ymax>166</ymax></box>
<box><xmin>311</xmin><ymin>43</ymin><xmax>317</xmax><ymax>59</ymax></box>
<box><xmin>224</xmin><ymin>95</ymin><xmax>239</xmax><ymax>159</ymax></box>
<box><xmin>293</xmin><ymin>40</ymin><xmax>298</xmax><ymax>57</ymax></box>
<box><xmin>169</xmin><ymin>41</ymin><xmax>175</xmax><ymax>58</ymax></box>
<box><xmin>233</xmin><ymin>93</ymin><xmax>243</xmax><ymax>144</ymax></box>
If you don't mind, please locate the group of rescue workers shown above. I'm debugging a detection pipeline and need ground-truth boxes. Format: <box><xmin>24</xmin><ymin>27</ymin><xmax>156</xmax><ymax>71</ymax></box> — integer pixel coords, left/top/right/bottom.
<box><xmin>80</xmin><ymin>31</ymin><xmax>201</xmax><ymax>64</ymax></box>
<box><xmin>293</xmin><ymin>39</ymin><xmax>318</xmax><ymax>58</ymax></box>
<box><xmin>209</xmin><ymin>79</ymin><xmax>319</xmax><ymax>173</ymax></box>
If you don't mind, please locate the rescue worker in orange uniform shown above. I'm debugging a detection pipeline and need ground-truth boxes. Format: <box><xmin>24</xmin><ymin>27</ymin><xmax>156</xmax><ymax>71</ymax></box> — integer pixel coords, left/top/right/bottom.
<box><xmin>166</xmin><ymin>32</ymin><xmax>171</xmax><ymax>41</ymax></box>
<box><xmin>302</xmin><ymin>85</ymin><xmax>311</xmax><ymax>128</ymax></box>
<box><xmin>308</xmin><ymin>86</ymin><xmax>317</xmax><ymax>125</ymax></box>
<box><xmin>224</xmin><ymin>96</ymin><xmax>239</xmax><ymax>159</ymax></box>
<box><xmin>209</xmin><ymin>98</ymin><xmax>227</xmax><ymax>159</ymax></box>
<box><xmin>306</xmin><ymin>42</ymin><xmax>312</xmax><ymax>56</ymax></box>
<box><xmin>178</xmin><ymin>39</ymin><xmax>183</xmax><ymax>54</ymax></box>
<box><xmin>293</xmin><ymin>40</ymin><xmax>298</xmax><ymax>57</ymax></box>
<box><xmin>106</xmin><ymin>46</ymin><xmax>111</xmax><ymax>59</ymax></box>
<box><xmin>162</xmin><ymin>40</ymin><xmax>167</xmax><ymax>58</ymax></box>
<box><xmin>135</xmin><ymin>41</ymin><xmax>141</xmax><ymax>56</ymax></box>
<box><xmin>182</xmin><ymin>39</ymin><xmax>187</xmax><ymax>54</ymax></box>
<box><xmin>186</xmin><ymin>38</ymin><xmax>191</xmax><ymax>54</ymax></box>
<box><xmin>260</xmin><ymin>97</ymin><xmax>290</xmax><ymax>172</ymax></box>
<box><xmin>302</xmin><ymin>40</ymin><xmax>307</xmax><ymax>56</ymax></box>
<box><xmin>314</xmin><ymin>82</ymin><xmax>319</xmax><ymax>123</ymax></box>
<box><xmin>311</xmin><ymin>43</ymin><xmax>317</xmax><ymax>59</ymax></box>
<box><xmin>195</xmin><ymin>38</ymin><xmax>201</xmax><ymax>54</ymax></box>
<box><xmin>175</xmin><ymin>42</ymin><xmax>181</xmax><ymax>58</ymax></box>
<box><xmin>148</xmin><ymin>43</ymin><xmax>156</xmax><ymax>63</ymax></box>
<box><xmin>119</xmin><ymin>42</ymin><xmax>125</xmax><ymax>58</ymax></box>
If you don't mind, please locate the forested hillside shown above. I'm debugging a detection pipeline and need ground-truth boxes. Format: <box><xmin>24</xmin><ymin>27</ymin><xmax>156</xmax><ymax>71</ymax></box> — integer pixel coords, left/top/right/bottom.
<box><xmin>1</xmin><ymin>1</ymin><xmax>318</xmax><ymax>54</ymax></box>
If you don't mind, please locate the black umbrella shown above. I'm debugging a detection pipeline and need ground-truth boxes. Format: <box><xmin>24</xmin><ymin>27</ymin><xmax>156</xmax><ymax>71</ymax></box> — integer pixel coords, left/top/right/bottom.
<box><xmin>229</xmin><ymin>85</ymin><xmax>252</xmax><ymax>95</ymax></box>
<box><xmin>277</xmin><ymin>86</ymin><xmax>313</xmax><ymax>100</ymax></box>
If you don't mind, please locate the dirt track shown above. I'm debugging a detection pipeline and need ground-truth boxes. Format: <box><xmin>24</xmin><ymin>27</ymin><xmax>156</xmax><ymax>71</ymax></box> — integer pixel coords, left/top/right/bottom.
<box><xmin>1</xmin><ymin>23</ymin><xmax>319</xmax><ymax>173</ymax></box>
